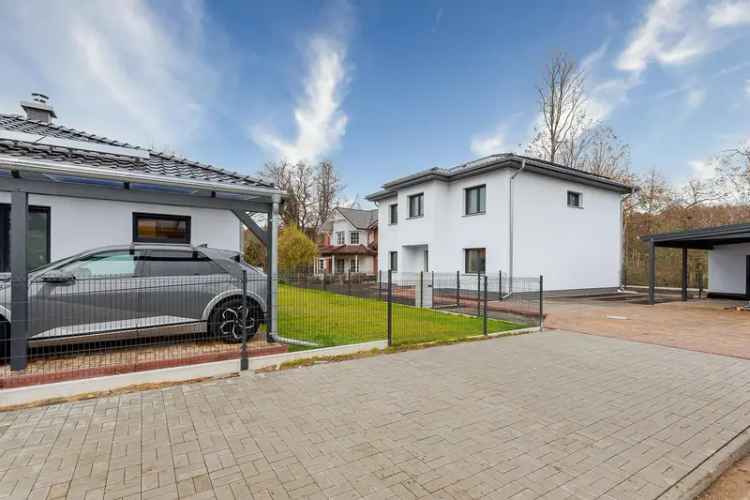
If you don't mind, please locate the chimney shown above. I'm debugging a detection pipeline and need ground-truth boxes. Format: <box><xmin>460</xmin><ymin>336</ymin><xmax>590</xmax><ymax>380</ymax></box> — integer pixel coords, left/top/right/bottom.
<box><xmin>20</xmin><ymin>93</ymin><xmax>57</xmax><ymax>123</ymax></box>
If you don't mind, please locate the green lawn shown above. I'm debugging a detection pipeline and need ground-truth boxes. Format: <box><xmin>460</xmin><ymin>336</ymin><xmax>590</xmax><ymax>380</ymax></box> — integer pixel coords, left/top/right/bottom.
<box><xmin>277</xmin><ymin>284</ymin><xmax>526</xmax><ymax>349</ymax></box>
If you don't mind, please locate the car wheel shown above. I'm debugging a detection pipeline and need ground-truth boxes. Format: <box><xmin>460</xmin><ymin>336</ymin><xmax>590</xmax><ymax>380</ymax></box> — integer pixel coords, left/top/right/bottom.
<box><xmin>209</xmin><ymin>297</ymin><xmax>261</xmax><ymax>343</ymax></box>
<box><xmin>0</xmin><ymin>318</ymin><xmax>8</xmax><ymax>363</ymax></box>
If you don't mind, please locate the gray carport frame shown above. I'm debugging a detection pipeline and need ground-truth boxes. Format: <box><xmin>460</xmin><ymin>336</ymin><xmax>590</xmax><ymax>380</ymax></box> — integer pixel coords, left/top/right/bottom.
<box><xmin>0</xmin><ymin>156</ymin><xmax>283</xmax><ymax>371</ymax></box>
<box><xmin>641</xmin><ymin>223</ymin><xmax>750</xmax><ymax>305</ymax></box>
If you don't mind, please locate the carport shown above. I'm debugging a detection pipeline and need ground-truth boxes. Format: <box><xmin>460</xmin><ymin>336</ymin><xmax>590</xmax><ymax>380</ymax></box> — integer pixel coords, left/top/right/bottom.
<box><xmin>642</xmin><ymin>224</ymin><xmax>750</xmax><ymax>305</ymax></box>
<box><xmin>0</xmin><ymin>157</ymin><xmax>282</xmax><ymax>371</ymax></box>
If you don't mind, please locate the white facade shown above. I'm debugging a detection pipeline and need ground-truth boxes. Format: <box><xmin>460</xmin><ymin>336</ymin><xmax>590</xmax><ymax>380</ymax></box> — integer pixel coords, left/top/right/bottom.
<box><xmin>375</xmin><ymin>168</ymin><xmax>625</xmax><ymax>291</ymax></box>
<box><xmin>708</xmin><ymin>242</ymin><xmax>750</xmax><ymax>296</ymax></box>
<box><xmin>0</xmin><ymin>191</ymin><xmax>241</xmax><ymax>261</ymax></box>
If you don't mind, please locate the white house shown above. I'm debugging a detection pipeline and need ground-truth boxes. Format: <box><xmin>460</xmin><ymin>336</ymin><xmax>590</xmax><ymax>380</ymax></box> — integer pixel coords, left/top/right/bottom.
<box><xmin>0</xmin><ymin>95</ymin><xmax>277</xmax><ymax>273</ymax></box>
<box><xmin>366</xmin><ymin>154</ymin><xmax>633</xmax><ymax>291</ymax></box>
<box><xmin>317</xmin><ymin>207</ymin><xmax>378</xmax><ymax>274</ymax></box>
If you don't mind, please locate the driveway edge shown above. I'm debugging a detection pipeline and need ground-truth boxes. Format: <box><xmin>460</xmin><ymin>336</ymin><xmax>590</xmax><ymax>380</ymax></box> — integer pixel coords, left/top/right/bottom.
<box><xmin>658</xmin><ymin>425</ymin><xmax>750</xmax><ymax>500</ymax></box>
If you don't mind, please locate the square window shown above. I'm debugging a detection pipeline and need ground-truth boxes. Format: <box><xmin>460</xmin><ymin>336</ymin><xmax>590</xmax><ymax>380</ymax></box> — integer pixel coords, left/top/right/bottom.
<box><xmin>567</xmin><ymin>191</ymin><xmax>583</xmax><ymax>208</ymax></box>
<box><xmin>465</xmin><ymin>185</ymin><xmax>486</xmax><ymax>215</ymax></box>
<box><xmin>408</xmin><ymin>193</ymin><xmax>424</xmax><ymax>218</ymax></box>
<box><xmin>464</xmin><ymin>248</ymin><xmax>486</xmax><ymax>274</ymax></box>
<box><xmin>133</xmin><ymin>213</ymin><xmax>190</xmax><ymax>244</ymax></box>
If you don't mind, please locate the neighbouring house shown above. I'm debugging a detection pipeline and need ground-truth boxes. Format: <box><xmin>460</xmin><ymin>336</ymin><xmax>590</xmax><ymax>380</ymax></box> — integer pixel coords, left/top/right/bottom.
<box><xmin>642</xmin><ymin>224</ymin><xmax>750</xmax><ymax>303</ymax></box>
<box><xmin>0</xmin><ymin>95</ymin><xmax>280</xmax><ymax>272</ymax></box>
<box><xmin>317</xmin><ymin>207</ymin><xmax>378</xmax><ymax>274</ymax></box>
<box><xmin>366</xmin><ymin>154</ymin><xmax>633</xmax><ymax>291</ymax></box>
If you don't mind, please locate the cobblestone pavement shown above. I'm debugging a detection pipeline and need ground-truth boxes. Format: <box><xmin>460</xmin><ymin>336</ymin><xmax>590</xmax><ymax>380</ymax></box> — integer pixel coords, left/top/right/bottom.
<box><xmin>2</xmin><ymin>331</ymin><xmax>750</xmax><ymax>499</ymax></box>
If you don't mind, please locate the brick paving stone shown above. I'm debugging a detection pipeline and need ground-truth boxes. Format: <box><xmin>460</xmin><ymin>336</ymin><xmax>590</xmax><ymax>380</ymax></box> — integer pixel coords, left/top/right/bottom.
<box><xmin>2</xmin><ymin>331</ymin><xmax>750</xmax><ymax>499</ymax></box>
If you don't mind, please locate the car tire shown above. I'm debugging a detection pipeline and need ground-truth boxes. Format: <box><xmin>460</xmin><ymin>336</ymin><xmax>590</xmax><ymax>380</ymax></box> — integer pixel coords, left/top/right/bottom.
<box><xmin>0</xmin><ymin>318</ymin><xmax>9</xmax><ymax>363</ymax></box>
<box><xmin>208</xmin><ymin>297</ymin><xmax>261</xmax><ymax>343</ymax></box>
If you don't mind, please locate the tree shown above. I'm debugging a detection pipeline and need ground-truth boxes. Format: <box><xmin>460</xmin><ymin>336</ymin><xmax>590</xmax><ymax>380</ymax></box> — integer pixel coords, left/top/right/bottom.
<box><xmin>715</xmin><ymin>147</ymin><xmax>750</xmax><ymax>204</ymax></box>
<box><xmin>526</xmin><ymin>52</ymin><xmax>587</xmax><ymax>164</ymax></box>
<box><xmin>243</xmin><ymin>229</ymin><xmax>267</xmax><ymax>268</ymax></box>
<box><xmin>278</xmin><ymin>224</ymin><xmax>318</xmax><ymax>273</ymax></box>
<box><xmin>579</xmin><ymin>125</ymin><xmax>631</xmax><ymax>181</ymax></box>
<box><xmin>315</xmin><ymin>160</ymin><xmax>342</xmax><ymax>233</ymax></box>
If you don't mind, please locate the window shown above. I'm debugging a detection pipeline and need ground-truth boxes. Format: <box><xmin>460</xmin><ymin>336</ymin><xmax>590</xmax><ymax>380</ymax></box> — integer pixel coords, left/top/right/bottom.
<box><xmin>567</xmin><ymin>191</ymin><xmax>583</xmax><ymax>208</ymax></box>
<box><xmin>0</xmin><ymin>204</ymin><xmax>50</xmax><ymax>272</ymax></box>
<box><xmin>336</xmin><ymin>231</ymin><xmax>345</xmax><ymax>245</ymax></box>
<box><xmin>465</xmin><ymin>248</ymin><xmax>486</xmax><ymax>274</ymax></box>
<box><xmin>144</xmin><ymin>250</ymin><xmax>224</xmax><ymax>277</ymax></box>
<box><xmin>59</xmin><ymin>250</ymin><xmax>143</xmax><ymax>279</ymax></box>
<box><xmin>335</xmin><ymin>259</ymin><xmax>345</xmax><ymax>273</ymax></box>
<box><xmin>389</xmin><ymin>204</ymin><xmax>398</xmax><ymax>225</ymax></box>
<box><xmin>133</xmin><ymin>213</ymin><xmax>190</xmax><ymax>244</ymax></box>
<box><xmin>465</xmin><ymin>185</ymin><xmax>486</xmax><ymax>215</ymax></box>
<box><xmin>350</xmin><ymin>231</ymin><xmax>359</xmax><ymax>245</ymax></box>
<box><xmin>350</xmin><ymin>259</ymin><xmax>358</xmax><ymax>272</ymax></box>
<box><xmin>389</xmin><ymin>251</ymin><xmax>398</xmax><ymax>271</ymax></box>
<box><xmin>408</xmin><ymin>193</ymin><xmax>424</xmax><ymax>218</ymax></box>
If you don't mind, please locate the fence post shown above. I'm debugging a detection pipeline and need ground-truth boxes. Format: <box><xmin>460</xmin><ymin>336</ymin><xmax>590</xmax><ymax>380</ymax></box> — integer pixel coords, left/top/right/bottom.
<box><xmin>387</xmin><ymin>270</ymin><xmax>393</xmax><ymax>347</ymax></box>
<box><xmin>499</xmin><ymin>270</ymin><xmax>502</xmax><ymax>300</ymax></box>
<box><xmin>476</xmin><ymin>273</ymin><xmax>481</xmax><ymax>317</ymax></box>
<box><xmin>378</xmin><ymin>270</ymin><xmax>382</xmax><ymax>301</ymax></box>
<box><xmin>347</xmin><ymin>270</ymin><xmax>351</xmax><ymax>295</ymax></box>
<box><xmin>456</xmin><ymin>271</ymin><xmax>460</xmax><ymax>308</ymax></box>
<box><xmin>539</xmin><ymin>275</ymin><xmax>544</xmax><ymax>332</ymax></box>
<box><xmin>419</xmin><ymin>271</ymin><xmax>423</xmax><ymax>308</ymax></box>
<box><xmin>431</xmin><ymin>271</ymin><xmax>435</xmax><ymax>309</ymax></box>
<box><xmin>483</xmin><ymin>275</ymin><xmax>488</xmax><ymax>336</ymax></box>
<box><xmin>241</xmin><ymin>270</ymin><xmax>249</xmax><ymax>371</ymax></box>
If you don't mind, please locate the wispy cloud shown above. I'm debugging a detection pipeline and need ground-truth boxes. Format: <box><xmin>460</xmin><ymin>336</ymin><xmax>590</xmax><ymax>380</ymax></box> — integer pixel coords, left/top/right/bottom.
<box><xmin>686</xmin><ymin>87</ymin><xmax>706</xmax><ymax>109</ymax></box>
<box><xmin>708</xmin><ymin>0</ymin><xmax>750</xmax><ymax>27</ymax></box>
<box><xmin>252</xmin><ymin>35</ymin><xmax>350</xmax><ymax>163</ymax></box>
<box><xmin>0</xmin><ymin>0</ymin><xmax>219</xmax><ymax>150</ymax></box>
<box><xmin>470</xmin><ymin>122</ymin><xmax>515</xmax><ymax>157</ymax></box>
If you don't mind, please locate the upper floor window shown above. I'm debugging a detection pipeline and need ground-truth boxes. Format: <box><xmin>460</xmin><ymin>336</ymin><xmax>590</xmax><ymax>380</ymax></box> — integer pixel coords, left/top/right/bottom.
<box><xmin>336</xmin><ymin>231</ymin><xmax>345</xmax><ymax>245</ymax></box>
<box><xmin>408</xmin><ymin>193</ymin><xmax>424</xmax><ymax>218</ymax></box>
<box><xmin>465</xmin><ymin>185</ymin><xmax>486</xmax><ymax>215</ymax></box>
<box><xmin>465</xmin><ymin>248</ymin><xmax>486</xmax><ymax>274</ymax></box>
<box><xmin>133</xmin><ymin>213</ymin><xmax>190</xmax><ymax>244</ymax></box>
<box><xmin>350</xmin><ymin>231</ymin><xmax>360</xmax><ymax>244</ymax></box>
<box><xmin>567</xmin><ymin>191</ymin><xmax>583</xmax><ymax>208</ymax></box>
<box><xmin>389</xmin><ymin>204</ymin><xmax>398</xmax><ymax>225</ymax></box>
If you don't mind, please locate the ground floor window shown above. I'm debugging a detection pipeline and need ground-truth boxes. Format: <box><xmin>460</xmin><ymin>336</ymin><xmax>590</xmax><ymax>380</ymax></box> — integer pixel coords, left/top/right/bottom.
<box><xmin>349</xmin><ymin>258</ymin><xmax>359</xmax><ymax>272</ymax></box>
<box><xmin>465</xmin><ymin>248</ymin><xmax>486</xmax><ymax>274</ymax></box>
<box><xmin>0</xmin><ymin>204</ymin><xmax>51</xmax><ymax>272</ymax></box>
<box><xmin>389</xmin><ymin>251</ymin><xmax>398</xmax><ymax>271</ymax></box>
<box><xmin>133</xmin><ymin>212</ymin><xmax>191</xmax><ymax>244</ymax></box>
<box><xmin>335</xmin><ymin>258</ymin><xmax>345</xmax><ymax>273</ymax></box>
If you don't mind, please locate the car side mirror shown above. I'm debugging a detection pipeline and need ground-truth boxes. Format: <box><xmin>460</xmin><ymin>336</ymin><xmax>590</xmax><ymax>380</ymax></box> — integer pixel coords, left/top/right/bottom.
<box><xmin>41</xmin><ymin>270</ymin><xmax>75</xmax><ymax>284</ymax></box>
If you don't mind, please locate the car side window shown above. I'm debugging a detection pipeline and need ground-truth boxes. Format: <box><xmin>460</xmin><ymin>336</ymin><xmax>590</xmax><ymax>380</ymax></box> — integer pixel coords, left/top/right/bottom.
<box><xmin>58</xmin><ymin>250</ymin><xmax>144</xmax><ymax>279</ymax></box>
<box><xmin>145</xmin><ymin>250</ymin><xmax>225</xmax><ymax>277</ymax></box>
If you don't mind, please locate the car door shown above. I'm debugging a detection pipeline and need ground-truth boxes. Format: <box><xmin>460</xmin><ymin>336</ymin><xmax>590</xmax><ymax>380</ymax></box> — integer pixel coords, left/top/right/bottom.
<box><xmin>140</xmin><ymin>249</ymin><xmax>228</xmax><ymax>328</ymax></box>
<box><xmin>30</xmin><ymin>249</ymin><xmax>147</xmax><ymax>339</ymax></box>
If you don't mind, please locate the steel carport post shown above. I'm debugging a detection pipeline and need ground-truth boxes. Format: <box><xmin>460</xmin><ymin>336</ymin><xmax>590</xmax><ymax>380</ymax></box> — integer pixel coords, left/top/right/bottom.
<box><xmin>10</xmin><ymin>189</ymin><xmax>29</xmax><ymax>371</ymax></box>
<box><xmin>681</xmin><ymin>247</ymin><xmax>688</xmax><ymax>302</ymax></box>
<box><xmin>240</xmin><ymin>270</ymin><xmax>248</xmax><ymax>371</ymax></box>
<box><xmin>648</xmin><ymin>238</ymin><xmax>656</xmax><ymax>305</ymax></box>
<box><xmin>266</xmin><ymin>194</ymin><xmax>280</xmax><ymax>342</ymax></box>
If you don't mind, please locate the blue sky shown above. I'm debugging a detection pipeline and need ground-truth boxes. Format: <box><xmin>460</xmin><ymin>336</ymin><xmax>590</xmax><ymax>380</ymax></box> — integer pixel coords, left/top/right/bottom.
<box><xmin>1</xmin><ymin>0</ymin><xmax>749</xmax><ymax>202</ymax></box>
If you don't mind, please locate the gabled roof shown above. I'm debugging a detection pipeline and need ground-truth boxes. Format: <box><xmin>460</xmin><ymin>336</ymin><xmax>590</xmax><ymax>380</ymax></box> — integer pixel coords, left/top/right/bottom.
<box><xmin>366</xmin><ymin>153</ymin><xmax>632</xmax><ymax>201</ymax></box>
<box><xmin>641</xmin><ymin>223</ymin><xmax>750</xmax><ymax>249</ymax></box>
<box><xmin>337</xmin><ymin>207</ymin><xmax>378</xmax><ymax>229</ymax></box>
<box><xmin>0</xmin><ymin>114</ymin><xmax>273</xmax><ymax>189</ymax></box>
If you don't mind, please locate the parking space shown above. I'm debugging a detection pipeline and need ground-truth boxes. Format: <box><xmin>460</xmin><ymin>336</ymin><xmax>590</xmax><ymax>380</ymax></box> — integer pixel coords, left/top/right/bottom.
<box><xmin>546</xmin><ymin>296</ymin><xmax>750</xmax><ymax>360</ymax></box>
<box><xmin>2</xmin><ymin>331</ymin><xmax>750</xmax><ymax>499</ymax></box>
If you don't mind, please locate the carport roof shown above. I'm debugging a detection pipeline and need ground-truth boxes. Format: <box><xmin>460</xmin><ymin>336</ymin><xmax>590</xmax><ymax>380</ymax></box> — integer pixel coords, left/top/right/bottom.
<box><xmin>641</xmin><ymin>223</ymin><xmax>750</xmax><ymax>249</ymax></box>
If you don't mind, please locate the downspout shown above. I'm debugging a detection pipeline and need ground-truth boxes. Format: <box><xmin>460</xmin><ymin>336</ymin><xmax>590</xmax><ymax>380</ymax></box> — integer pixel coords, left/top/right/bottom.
<box><xmin>504</xmin><ymin>158</ymin><xmax>527</xmax><ymax>298</ymax></box>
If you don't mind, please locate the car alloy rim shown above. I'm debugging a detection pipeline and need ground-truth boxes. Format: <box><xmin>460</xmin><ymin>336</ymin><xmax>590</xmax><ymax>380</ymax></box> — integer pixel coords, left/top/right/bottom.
<box><xmin>218</xmin><ymin>305</ymin><xmax>255</xmax><ymax>341</ymax></box>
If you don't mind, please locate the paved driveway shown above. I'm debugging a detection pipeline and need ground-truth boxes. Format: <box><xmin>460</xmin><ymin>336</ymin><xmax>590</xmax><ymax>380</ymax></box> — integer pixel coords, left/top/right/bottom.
<box><xmin>546</xmin><ymin>298</ymin><xmax>750</xmax><ymax>360</ymax></box>
<box><xmin>2</xmin><ymin>332</ymin><xmax>750</xmax><ymax>499</ymax></box>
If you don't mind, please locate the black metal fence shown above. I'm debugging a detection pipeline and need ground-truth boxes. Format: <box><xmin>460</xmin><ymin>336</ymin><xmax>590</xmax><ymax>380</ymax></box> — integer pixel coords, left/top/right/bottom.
<box><xmin>1</xmin><ymin>270</ymin><xmax>542</xmax><ymax>389</ymax></box>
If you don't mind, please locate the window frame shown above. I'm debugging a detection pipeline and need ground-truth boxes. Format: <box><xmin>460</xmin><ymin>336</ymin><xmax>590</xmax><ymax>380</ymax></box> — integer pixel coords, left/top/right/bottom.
<box><xmin>336</xmin><ymin>231</ymin><xmax>345</xmax><ymax>245</ymax></box>
<box><xmin>389</xmin><ymin>204</ymin><xmax>398</xmax><ymax>225</ymax></box>
<box><xmin>389</xmin><ymin>251</ymin><xmax>398</xmax><ymax>272</ymax></box>
<box><xmin>0</xmin><ymin>204</ymin><xmax>51</xmax><ymax>272</ymax></box>
<box><xmin>464</xmin><ymin>248</ymin><xmax>486</xmax><ymax>274</ymax></box>
<box><xmin>464</xmin><ymin>184</ymin><xmax>486</xmax><ymax>216</ymax></box>
<box><xmin>567</xmin><ymin>191</ymin><xmax>583</xmax><ymax>209</ymax></box>
<box><xmin>407</xmin><ymin>193</ymin><xmax>424</xmax><ymax>219</ymax></box>
<box><xmin>349</xmin><ymin>231</ymin><xmax>360</xmax><ymax>245</ymax></box>
<box><xmin>132</xmin><ymin>212</ymin><xmax>191</xmax><ymax>244</ymax></box>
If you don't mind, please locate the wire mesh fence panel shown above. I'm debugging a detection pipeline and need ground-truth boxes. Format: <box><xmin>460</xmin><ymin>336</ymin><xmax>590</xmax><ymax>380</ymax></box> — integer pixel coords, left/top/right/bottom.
<box><xmin>487</xmin><ymin>272</ymin><xmax>543</xmax><ymax>327</ymax></box>
<box><xmin>276</xmin><ymin>272</ymin><xmax>387</xmax><ymax>350</ymax></box>
<box><xmin>0</xmin><ymin>271</ymin><xmax>278</xmax><ymax>389</ymax></box>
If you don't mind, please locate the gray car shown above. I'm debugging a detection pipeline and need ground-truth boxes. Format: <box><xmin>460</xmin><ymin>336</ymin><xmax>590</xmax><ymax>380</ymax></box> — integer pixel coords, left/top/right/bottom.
<box><xmin>0</xmin><ymin>243</ymin><xmax>267</xmax><ymax>359</ymax></box>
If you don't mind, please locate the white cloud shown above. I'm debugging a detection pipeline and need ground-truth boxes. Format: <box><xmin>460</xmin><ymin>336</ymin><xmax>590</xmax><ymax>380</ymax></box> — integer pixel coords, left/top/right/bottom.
<box><xmin>616</xmin><ymin>0</ymin><xmax>711</xmax><ymax>73</ymax></box>
<box><xmin>470</xmin><ymin>123</ymin><xmax>514</xmax><ymax>157</ymax></box>
<box><xmin>708</xmin><ymin>0</ymin><xmax>750</xmax><ymax>27</ymax></box>
<box><xmin>686</xmin><ymin>87</ymin><xmax>706</xmax><ymax>109</ymax></box>
<box><xmin>689</xmin><ymin>159</ymin><xmax>719</xmax><ymax>180</ymax></box>
<box><xmin>251</xmin><ymin>36</ymin><xmax>349</xmax><ymax>163</ymax></box>
<box><xmin>0</xmin><ymin>0</ymin><xmax>219</xmax><ymax>150</ymax></box>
